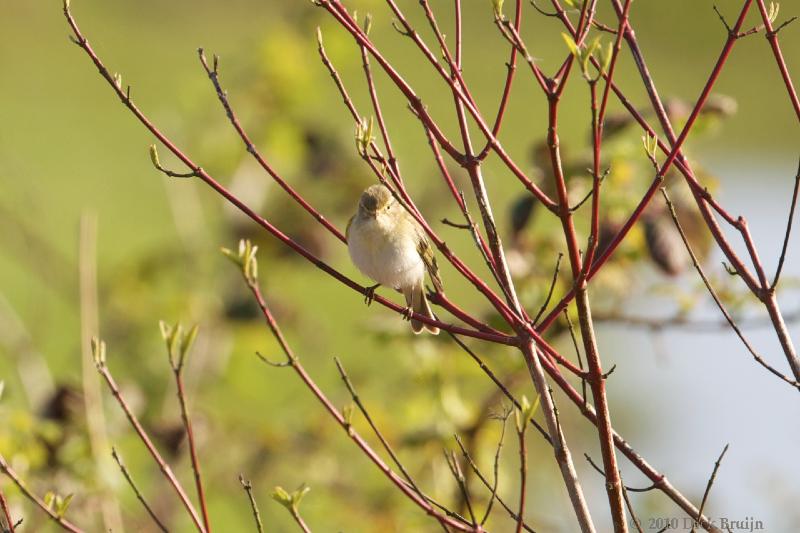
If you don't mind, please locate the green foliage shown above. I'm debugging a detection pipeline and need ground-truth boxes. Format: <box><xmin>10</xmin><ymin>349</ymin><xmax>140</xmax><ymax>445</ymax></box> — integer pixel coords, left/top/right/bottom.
<box><xmin>515</xmin><ymin>394</ymin><xmax>541</xmax><ymax>434</ymax></box>
<box><xmin>2</xmin><ymin>1</ymin><xmax>795</xmax><ymax>531</ymax></box>
<box><xmin>44</xmin><ymin>491</ymin><xmax>74</xmax><ymax>518</ymax></box>
<box><xmin>271</xmin><ymin>482</ymin><xmax>311</xmax><ymax>515</ymax></box>
<box><xmin>159</xmin><ymin>321</ymin><xmax>199</xmax><ymax>370</ymax></box>
<box><xmin>221</xmin><ymin>239</ymin><xmax>259</xmax><ymax>286</ymax></box>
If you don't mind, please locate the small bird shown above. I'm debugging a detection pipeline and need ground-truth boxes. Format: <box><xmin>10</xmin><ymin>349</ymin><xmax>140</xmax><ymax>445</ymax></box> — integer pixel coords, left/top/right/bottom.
<box><xmin>347</xmin><ymin>184</ymin><xmax>442</xmax><ymax>334</ymax></box>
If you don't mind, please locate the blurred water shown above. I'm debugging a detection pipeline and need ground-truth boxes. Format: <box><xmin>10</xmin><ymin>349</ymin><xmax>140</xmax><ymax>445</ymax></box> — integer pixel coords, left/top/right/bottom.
<box><xmin>597</xmin><ymin>158</ymin><xmax>800</xmax><ymax>531</ymax></box>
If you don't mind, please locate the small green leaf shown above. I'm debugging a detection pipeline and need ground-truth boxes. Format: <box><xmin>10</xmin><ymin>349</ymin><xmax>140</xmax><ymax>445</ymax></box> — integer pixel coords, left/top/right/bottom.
<box><xmin>585</xmin><ymin>36</ymin><xmax>602</xmax><ymax>58</ymax></box>
<box><xmin>354</xmin><ymin>116</ymin><xmax>375</xmax><ymax>156</ymax></box>
<box><xmin>363</xmin><ymin>13</ymin><xmax>373</xmax><ymax>35</ymax></box>
<box><xmin>271</xmin><ymin>483</ymin><xmax>310</xmax><ymax>513</ymax></box>
<box><xmin>222</xmin><ymin>239</ymin><xmax>259</xmax><ymax>284</ymax></box>
<box><xmin>567</xmin><ymin>35</ymin><xmax>602</xmax><ymax>79</ymax></box>
<box><xmin>44</xmin><ymin>492</ymin><xmax>55</xmax><ymax>510</ymax></box>
<box><xmin>293</xmin><ymin>483</ymin><xmax>311</xmax><ymax>507</ymax></box>
<box><xmin>270</xmin><ymin>486</ymin><xmax>293</xmax><ymax>509</ymax></box>
<box><xmin>528</xmin><ymin>394</ymin><xmax>541</xmax><ymax>420</ymax></box>
<box><xmin>600</xmin><ymin>41</ymin><xmax>614</xmax><ymax>74</ymax></box>
<box><xmin>159</xmin><ymin>320</ymin><xmax>171</xmax><ymax>342</ymax></box>
<box><xmin>342</xmin><ymin>403</ymin><xmax>355</xmax><ymax>428</ymax></box>
<box><xmin>492</xmin><ymin>0</ymin><xmax>505</xmax><ymax>18</ymax></box>
<box><xmin>243</xmin><ymin>243</ymin><xmax>259</xmax><ymax>284</ymax></box>
<box><xmin>56</xmin><ymin>493</ymin><xmax>74</xmax><ymax>517</ymax></box>
<box><xmin>149</xmin><ymin>144</ymin><xmax>161</xmax><ymax>169</ymax></box>
<box><xmin>515</xmin><ymin>395</ymin><xmax>530</xmax><ymax>433</ymax></box>
<box><xmin>168</xmin><ymin>323</ymin><xmax>182</xmax><ymax>362</ymax></box>
<box><xmin>220</xmin><ymin>246</ymin><xmax>241</xmax><ymax>266</ymax></box>
<box><xmin>182</xmin><ymin>324</ymin><xmax>199</xmax><ymax>361</ymax></box>
<box><xmin>561</xmin><ymin>32</ymin><xmax>579</xmax><ymax>58</ymax></box>
<box><xmin>583</xmin><ymin>36</ymin><xmax>602</xmax><ymax>76</ymax></box>
<box><xmin>91</xmin><ymin>337</ymin><xmax>106</xmax><ymax>367</ymax></box>
<box><xmin>641</xmin><ymin>132</ymin><xmax>658</xmax><ymax>161</ymax></box>
<box><xmin>768</xmin><ymin>2</ymin><xmax>780</xmax><ymax>24</ymax></box>
<box><xmin>515</xmin><ymin>394</ymin><xmax>541</xmax><ymax>433</ymax></box>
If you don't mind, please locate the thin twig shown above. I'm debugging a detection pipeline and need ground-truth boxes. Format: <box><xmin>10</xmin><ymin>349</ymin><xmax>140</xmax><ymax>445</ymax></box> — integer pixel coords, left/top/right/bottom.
<box><xmin>453</xmin><ymin>436</ymin><xmax>536</xmax><ymax>533</ymax></box>
<box><xmin>111</xmin><ymin>447</ymin><xmax>169</xmax><ymax>532</ymax></box>
<box><xmin>169</xmin><ymin>353</ymin><xmax>212</xmax><ymax>531</ymax></box>
<box><xmin>94</xmin><ymin>354</ymin><xmax>207</xmax><ymax>531</ymax></box>
<box><xmin>530</xmin><ymin>0</ymin><xmax>559</xmax><ymax>18</ymax></box>
<box><xmin>515</xmin><ymin>421</ymin><xmax>527</xmax><ymax>533</ymax></box>
<box><xmin>443</xmin><ymin>451</ymin><xmax>478</xmax><ymax>528</ymax></box>
<box><xmin>481</xmin><ymin>408</ymin><xmax>511</xmax><ymax>526</ymax></box>
<box><xmin>712</xmin><ymin>5</ymin><xmax>733</xmax><ymax>33</ymax></box>
<box><xmin>771</xmin><ymin>157</ymin><xmax>800</xmax><ymax>290</ymax></box>
<box><xmin>583</xmin><ymin>454</ymin><xmax>659</xmax><ymax>493</ymax></box>
<box><xmin>288</xmin><ymin>507</ymin><xmax>311</xmax><ymax>533</ymax></box>
<box><xmin>563</xmin><ymin>310</ymin><xmax>587</xmax><ymax>409</ymax></box>
<box><xmin>198</xmin><ymin>48</ymin><xmax>345</xmax><ymax>243</ymax></box>
<box><xmin>442</xmin><ymin>218</ymin><xmax>472</xmax><ymax>230</ymax></box>
<box><xmin>239</xmin><ymin>475</ymin><xmax>264</xmax><ymax>533</ymax></box>
<box><xmin>0</xmin><ymin>488</ymin><xmax>17</xmax><ymax>533</ymax></box>
<box><xmin>359</xmin><ymin>37</ymin><xmax>403</xmax><ymax>187</ymax></box>
<box><xmin>477</xmin><ymin>0</ymin><xmax>523</xmax><ymax>160</ymax></box>
<box><xmin>660</xmin><ymin>188</ymin><xmax>799</xmax><ymax>389</ymax></box>
<box><xmin>593</xmin><ymin>308</ymin><xmax>800</xmax><ymax>332</ymax></box>
<box><xmin>691</xmin><ymin>444</ymin><xmax>730</xmax><ymax>533</ymax></box>
<box><xmin>620</xmin><ymin>476</ymin><xmax>644</xmax><ymax>533</ymax></box>
<box><xmin>532</xmin><ymin>253</ymin><xmax>564</xmax><ymax>326</ymax></box>
<box><xmin>332</xmin><ymin>357</ymin><xmax>430</xmax><ymax>508</ymax></box>
<box><xmin>447</xmin><ymin>333</ymin><xmax>550</xmax><ymax>444</ymax></box>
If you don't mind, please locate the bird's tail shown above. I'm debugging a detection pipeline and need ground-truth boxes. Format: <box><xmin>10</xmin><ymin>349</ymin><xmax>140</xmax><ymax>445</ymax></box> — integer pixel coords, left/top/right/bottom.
<box><xmin>404</xmin><ymin>284</ymin><xmax>439</xmax><ymax>335</ymax></box>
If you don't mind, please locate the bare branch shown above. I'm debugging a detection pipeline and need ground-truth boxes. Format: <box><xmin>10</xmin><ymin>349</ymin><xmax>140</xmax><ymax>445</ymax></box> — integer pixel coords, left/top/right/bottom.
<box><xmin>93</xmin><ymin>345</ymin><xmax>207</xmax><ymax>532</ymax></box>
<box><xmin>532</xmin><ymin>253</ymin><xmax>564</xmax><ymax>326</ymax></box>
<box><xmin>771</xmin><ymin>157</ymin><xmax>800</xmax><ymax>290</ymax></box>
<box><xmin>111</xmin><ymin>447</ymin><xmax>169</xmax><ymax>532</ymax></box>
<box><xmin>453</xmin><ymin>435</ymin><xmax>536</xmax><ymax>532</ymax></box>
<box><xmin>660</xmin><ymin>188</ymin><xmax>799</xmax><ymax>389</ymax></box>
<box><xmin>239</xmin><ymin>475</ymin><xmax>264</xmax><ymax>533</ymax></box>
<box><xmin>691</xmin><ymin>444</ymin><xmax>730</xmax><ymax>533</ymax></box>
<box><xmin>0</xmin><ymin>487</ymin><xmax>18</xmax><ymax>533</ymax></box>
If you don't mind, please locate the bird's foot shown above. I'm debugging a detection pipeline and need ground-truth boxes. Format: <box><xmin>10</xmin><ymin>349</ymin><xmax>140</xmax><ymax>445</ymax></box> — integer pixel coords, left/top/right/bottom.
<box><xmin>364</xmin><ymin>284</ymin><xmax>381</xmax><ymax>306</ymax></box>
<box><xmin>401</xmin><ymin>306</ymin><xmax>414</xmax><ymax>321</ymax></box>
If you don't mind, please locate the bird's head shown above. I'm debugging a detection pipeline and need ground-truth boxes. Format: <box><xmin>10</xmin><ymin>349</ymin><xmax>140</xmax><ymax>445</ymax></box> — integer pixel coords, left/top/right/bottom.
<box><xmin>359</xmin><ymin>184</ymin><xmax>396</xmax><ymax>217</ymax></box>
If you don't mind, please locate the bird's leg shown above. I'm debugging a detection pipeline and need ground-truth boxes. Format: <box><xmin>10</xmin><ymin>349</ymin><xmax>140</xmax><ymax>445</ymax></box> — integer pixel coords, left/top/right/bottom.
<box><xmin>364</xmin><ymin>283</ymin><xmax>381</xmax><ymax>306</ymax></box>
<box><xmin>401</xmin><ymin>306</ymin><xmax>414</xmax><ymax>321</ymax></box>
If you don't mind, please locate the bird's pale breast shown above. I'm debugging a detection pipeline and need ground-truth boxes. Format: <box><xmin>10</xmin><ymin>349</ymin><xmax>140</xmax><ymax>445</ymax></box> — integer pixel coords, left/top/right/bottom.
<box><xmin>347</xmin><ymin>212</ymin><xmax>424</xmax><ymax>289</ymax></box>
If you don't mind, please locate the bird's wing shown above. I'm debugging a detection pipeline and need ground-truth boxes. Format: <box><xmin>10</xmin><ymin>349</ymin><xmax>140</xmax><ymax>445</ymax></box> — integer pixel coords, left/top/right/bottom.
<box><xmin>415</xmin><ymin>224</ymin><xmax>444</xmax><ymax>292</ymax></box>
<box><xmin>345</xmin><ymin>214</ymin><xmax>355</xmax><ymax>242</ymax></box>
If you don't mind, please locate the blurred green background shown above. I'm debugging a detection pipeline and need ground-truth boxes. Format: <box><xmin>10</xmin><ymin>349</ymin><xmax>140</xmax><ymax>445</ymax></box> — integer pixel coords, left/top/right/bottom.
<box><xmin>1</xmin><ymin>1</ymin><xmax>799</xmax><ymax>531</ymax></box>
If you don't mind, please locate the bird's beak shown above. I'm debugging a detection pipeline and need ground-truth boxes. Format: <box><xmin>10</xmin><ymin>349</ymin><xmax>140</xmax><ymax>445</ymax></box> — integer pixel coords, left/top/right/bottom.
<box><xmin>360</xmin><ymin>205</ymin><xmax>377</xmax><ymax>218</ymax></box>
